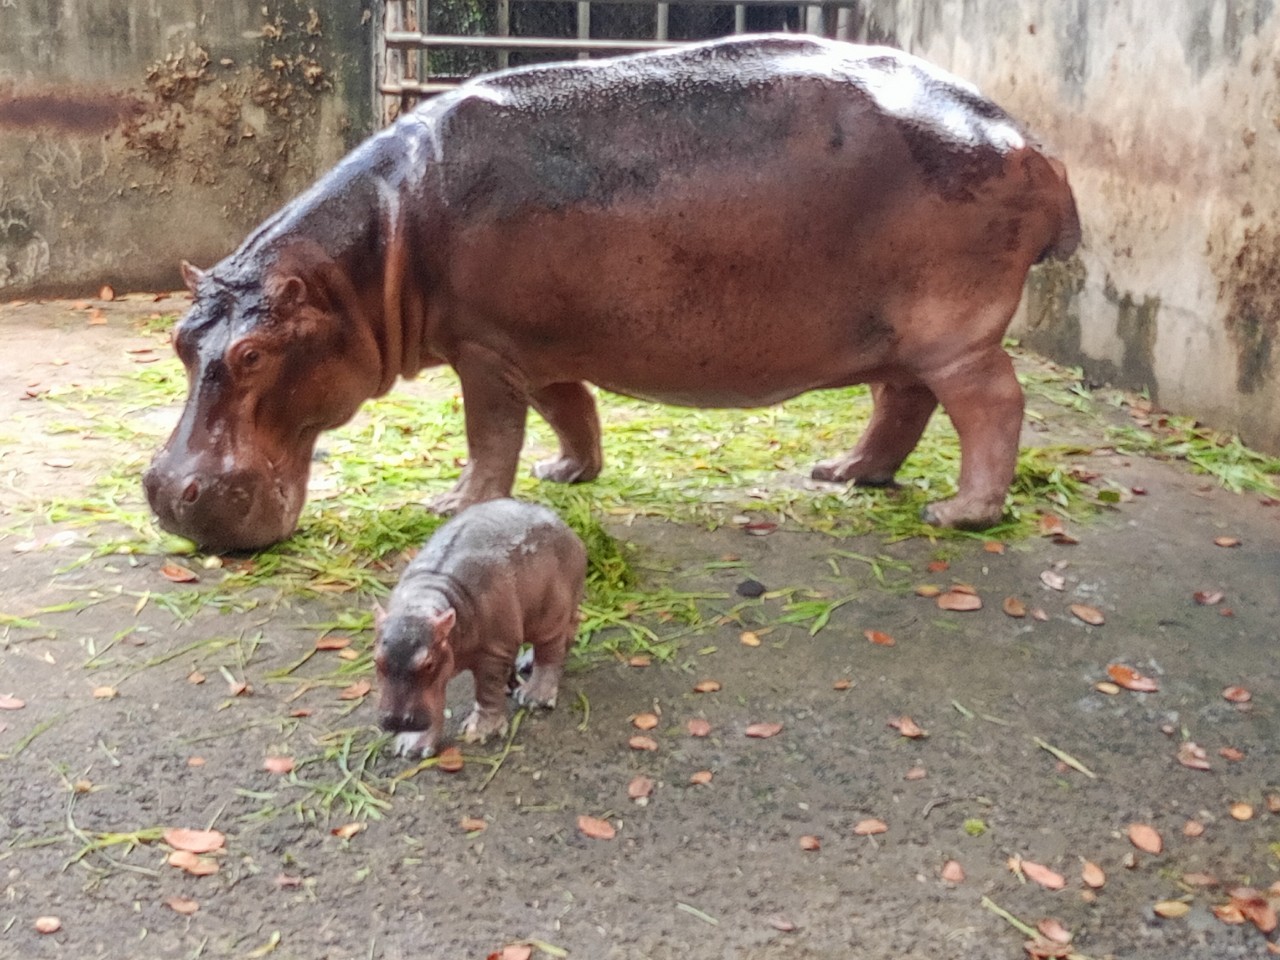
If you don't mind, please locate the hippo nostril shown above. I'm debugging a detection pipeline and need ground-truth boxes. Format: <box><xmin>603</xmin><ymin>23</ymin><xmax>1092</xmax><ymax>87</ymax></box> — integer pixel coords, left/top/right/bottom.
<box><xmin>181</xmin><ymin>479</ymin><xmax>201</xmax><ymax>504</ymax></box>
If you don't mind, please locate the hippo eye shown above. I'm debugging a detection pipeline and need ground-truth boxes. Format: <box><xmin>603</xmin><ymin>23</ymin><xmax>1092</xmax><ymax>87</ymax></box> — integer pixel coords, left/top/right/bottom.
<box><xmin>229</xmin><ymin>341</ymin><xmax>262</xmax><ymax>372</ymax></box>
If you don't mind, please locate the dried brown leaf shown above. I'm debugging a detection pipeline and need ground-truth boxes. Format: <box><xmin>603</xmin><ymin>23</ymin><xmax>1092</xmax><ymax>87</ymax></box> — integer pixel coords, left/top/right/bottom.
<box><xmin>904</xmin><ymin>766</ymin><xmax>927</xmax><ymax>781</ymax></box>
<box><xmin>632</xmin><ymin>712</ymin><xmax>659</xmax><ymax>730</ymax></box>
<box><xmin>1229</xmin><ymin>802</ymin><xmax>1254</xmax><ymax>821</ymax></box>
<box><xmin>1107</xmin><ymin>664</ymin><xmax>1159</xmax><ymax>692</ymax></box>
<box><xmin>459</xmin><ymin>817</ymin><xmax>487</xmax><ymax>833</ymax></box>
<box><xmin>914</xmin><ymin>584</ymin><xmax>942</xmax><ymax>597</ymax></box>
<box><xmin>1040</xmin><ymin>570</ymin><xmax>1067</xmax><ymax>591</ymax></box>
<box><xmin>628</xmin><ymin>735</ymin><xmax>659</xmax><ymax>751</ymax></box>
<box><xmin>853</xmin><ymin>818</ymin><xmax>888</xmax><ymax>836</ymax></box>
<box><xmin>577</xmin><ymin>815</ymin><xmax>616</xmax><ymax>840</ymax></box>
<box><xmin>1081</xmin><ymin>861</ymin><xmax>1106</xmax><ymax>889</ymax></box>
<box><xmin>941</xmin><ymin>859</ymin><xmax>965</xmax><ymax>882</ymax></box>
<box><xmin>1002</xmin><ymin>596</ymin><xmax>1027</xmax><ymax>618</ymax></box>
<box><xmin>744</xmin><ymin>722</ymin><xmax>783</xmax><ymax>739</ymax></box>
<box><xmin>315</xmin><ymin>636</ymin><xmax>351</xmax><ymax>651</ymax></box>
<box><xmin>686</xmin><ymin>718</ymin><xmax>711</xmax><ymax>737</ymax></box>
<box><xmin>689</xmin><ymin>770</ymin><xmax>714</xmax><ymax>786</ymax></box>
<box><xmin>692</xmin><ymin>679</ymin><xmax>721</xmax><ymax>693</ymax></box>
<box><xmin>167</xmin><ymin>850</ymin><xmax>219</xmax><ymax>876</ymax></box>
<box><xmin>0</xmin><ymin>694</ymin><xmax>26</xmax><ymax>710</ymax></box>
<box><xmin>1177</xmin><ymin>741</ymin><xmax>1211</xmax><ymax>771</ymax></box>
<box><xmin>263</xmin><ymin>756</ymin><xmax>295</xmax><ymax>774</ymax></box>
<box><xmin>164</xmin><ymin>827</ymin><xmax>225</xmax><ymax>854</ymax></box>
<box><xmin>1153</xmin><ymin>900</ymin><xmax>1190</xmax><ymax>919</ymax></box>
<box><xmin>331</xmin><ymin>822</ymin><xmax>365</xmax><ymax>840</ymax></box>
<box><xmin>1194</xmin><ymin>590</ymin><xmax>1225</xmax><ymax>605</ymax></box>
<box><xmin>1037</xmin><ymin>917</ymin><xmax>1072</xmax><ymax>943</ymax></box>
<box><xmin>627</xmin><ymin>775</ymin><xmax>654</xmax><ymax>800</ymax></box>
<box><xmin>338</xmin><ymin>679</ymin><xmax>372</xmax><ymax>700</ymax></box>
<box><xmin>1021</xmin><ymin>860</ymin><xmax>1067</xmax><ymax>891</ymax></box>
<box><xmin>936</xmin><ymin>590</ymin><xmax>982</xmax><ymax>612</ymax></box>
<box><xmin>1128</xmin><ymin>823</ymin><xmax>1163</xmax><ymax>854</ymax></box>
<box><xmin>164</xmin><ymin>896</ymin><xmax>199</xmax><ymax>915</ymax></box>
<box><xmin>799</xmin><ymin>834</ymin><xmax>820</xmax><ymax>851</ymax></box>
<box><xmin>1222</xmin><ymin>685</ymin><xmax>1252</xmax><ymax>703</ymax></box>
<box><xmin>864</xmin><ymin>629</ymin><xmax>895</xmax><ymax>646</ymax></box>
<box><xmin>160</xmin><ymin>562</ymin><xmax>199</xmax><ymax>583</ymax></box>
<box><xmin>1213</xmin><ymin>535</ymin><xmax>1242</xmax><ymax>548</ymax></box>
<box><xmin>436</xmin><ymin>747</ymin><xmax>464</xmax><ymax>772</ymax></box>
<box><xmin>888</xmin><ymin>715</ymin><xmax>927</xmax><ymax>739</ymax></box>
<box><xmin>34</xmin><ymin>916</ymin><xmax>62</xmax><ymax>934</ymax></box>
<box><xmin>1183</xmin><ymin>819</ymin><xmax>1206</xmax><ymax>838</ymax></box>
<box><xmin>1070</xmin><ymin>603</ymin><xmax>1105</xmax><ymax>626</ymax></box>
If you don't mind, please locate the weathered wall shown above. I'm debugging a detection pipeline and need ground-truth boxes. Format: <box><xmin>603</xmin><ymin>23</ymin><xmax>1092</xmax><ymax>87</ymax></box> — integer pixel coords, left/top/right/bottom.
<box><xmin>859</xmin><ymin>0</ymin><xmax>1280</xmax><ymax>452</ymax></box>
<box><xmin>0</xmin><ymin>1</ymin><xmax>374</xmax><ymax>296</ymax></box>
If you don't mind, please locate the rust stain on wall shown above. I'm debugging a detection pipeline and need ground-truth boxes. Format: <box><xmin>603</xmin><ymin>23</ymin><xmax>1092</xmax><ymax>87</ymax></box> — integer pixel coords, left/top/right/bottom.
<box><xmin>1221</xmin><ymin>224</ymin><xmax>1280</xmax><ymax>394</ymax></box>
<box><xmin>0</xmin><ymin>89</ymin><xmax>146</xmax><ymax>135</ymax></box>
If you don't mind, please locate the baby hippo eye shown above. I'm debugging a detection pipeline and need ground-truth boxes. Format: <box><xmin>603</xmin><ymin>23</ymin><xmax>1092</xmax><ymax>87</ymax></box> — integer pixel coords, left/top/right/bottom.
<box><xmin>229</xmin><ymin>341</ymin><xmax>262</xmax><ymax>371</ymax></box>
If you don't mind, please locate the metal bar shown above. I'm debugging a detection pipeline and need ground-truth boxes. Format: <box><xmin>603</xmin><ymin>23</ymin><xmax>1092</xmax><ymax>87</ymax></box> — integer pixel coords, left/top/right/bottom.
<box><xmin>578</xmin><ymin>1</ymin><xmax>591</xmax><ymax>59</ymax></box>
<box><xmin>497</xmin><ymin>0</ymin><xmax>511</xmax><ymax>70</ymax></box>
<box><xmin>734</xmin><ymin>4</ymin><xmax>746</xmax><ymax>33</ymax></box>
<box><xmin>655</xmin><ymin>2</ymin><xmax>669</xmax><ymax>40</ymax></box>
<box><xmin>384</xmin><ymin>32</ymin><xmax>680</xmax><ymax>52</ymax></box>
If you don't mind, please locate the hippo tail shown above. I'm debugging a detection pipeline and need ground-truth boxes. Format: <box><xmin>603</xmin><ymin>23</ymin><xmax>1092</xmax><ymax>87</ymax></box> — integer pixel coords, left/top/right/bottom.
<box><xmin>1036</xmin><ymin>154</ymin><xmax>1082</xmax><ymax>263</ymax></box>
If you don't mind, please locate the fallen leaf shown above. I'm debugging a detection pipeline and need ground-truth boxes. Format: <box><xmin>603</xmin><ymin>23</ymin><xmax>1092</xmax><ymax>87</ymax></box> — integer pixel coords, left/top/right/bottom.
<box><xmin>693</xmin><ymin>679</ymin><xmax>721</xmax><ymax>693</ymax></box>
<box><xmin>92</xmin><ymin>686</ymin><xmax>118</xmax><ymax>700</ymax></box>
<box><xmin>499</xmin><ymin>945</ymin><xmax>533</xmax><ymax>960</ymax></box>
<box><xmin>941</xmin><ymin>860</ymin><xmax>965</xmax><ymax>882</ymax></box>
<box><xmin>1031</xmin><ymin>607</ymin><xmax>1049</xmax><ymax>622</ymax></box>
<box><xmin>159</xmin><ymin>562</ymin><xmax>199</xmax><ymax>583</ymax></box>
<box><xmin>227</xmin><ymin>679</ymin><xmax>251</xmax><ymax>697</ymax></box>
<box><xmin>628</xmin><ymin>656</ymin><xmax>651</xmax><ymax>668</ymax></box>
<box><xmin>1039</xmin><ymin>514</ymin><xmax>1067</xmax><ymax>537</ymax></box>
<box><xmin>164</xmin><ymin>896</ymin><xmax>199</xmax><ymax>915</ymax></box>
<box><xmin>1153</xmin><ymin>900</ymin><xmax>1190</xmax><ymax>919</ymax></box>
<box><xmin>832</xmin><ymin>679</ymin><xmax>852</xmax><ymax>691</ymax></box>
<box><xmin>1219</xmin><ymin>746</ymin><xmax>1244</xmax><ymax>762</ymax></box>
<box><xmin>914</xmin><ymin>584</ymin><xmax>942</xmax><ymax>597</ymax></box>
<box><xmin>1266</xmin><ymin>793</ymin><xmax>1280</xmax><ymax>814</ymax></box>
<box><xmin>98</xmin><ymin>284</ymin><xmax>116</xmax><ymax>301</ymax></box>
<box><xmin>288</xmin><ymin>708</ymin><xmax>312</xmax><ymax>718</ymax></box>
<box><xmin>459</xmin><ymin>817</ymin><xmax>486</xmax><ymax>833</ymax></box>
<box><xmin>577</xmin><ymin>815</ymin><xmax>616</xmax><ymax>840</ymax></box>
<box><xmin>1094</xmin><ymin>681</ymin><xmax>1121</xmax><ymax>695</ymax></box>
<box><xmin>768</xmin><ymin>915</ymin><xmax>798</xmax><ymax>932</ymax></box>
<box><xmin>167</xmin><ymin>850</ymin><xmax>219</xmax><ymax>876</ymax></box>
<box><xmin>331</xmin><ymin>822</ymin><xmax>365</xmax><ymax>840</ymax></box>
<box><xmin>888</xmin><ymin>715</ymin><xmax>927</xmax><ymax>739</ymax></box>
<box><xmin>1081</xmin><ymin>861</ymin><xmax>1106</xmax><ymax>889</ymax></box>
<box><xmin>315</xmin><ymin>636</ymin><xmax>351</xmax><ymax>651</ymax></box>
<box><xmin>1232</xmin><ymin>890</ymin><xmax>1278</xmax><ymax>933</ymax></box>
<box><xmin>436</xmin><ymin>747</ymin><xmax>464</xmax><ymax>772</ymax></box>
<box><xmin>628</xmin><ymin>735</ymin><xmax>659</xmax><ymax>751</ymax></box>
<box><xmin>1107</xmin><ymin>664</ymin><xmax>1159</xmax><ymax>692</ymax></box>
<box><xmin>1182</xmin><ymin>872</ymin><xmax>1218</xmax><ymax>887</ymax></box>
<box><xmin>187</xmin><ymin>756</ymin><xmax>205</xmax><ymax>767</ymax></box>
<box><xmin>164</xmin><ymin>827</ymin><xmax>225</xmax><ymax>854</ymax></box>
<box><xmin>187</xmin><ymin>671</ymin><xmax>205</xmax><ymax>685</ymax></box>
<box><xmin>275</xmin><ymin>873</ymin><xmax>303</xmax><ymax>888</ymax></box>
<box><xmin>1177</xmin><ymin>742</ymin><xmax>1211</xmax><ymax>771</ymax></box>
<box><xmin>689</xmin><ymin>770</ymin><xmax>713</xmax><ymax>785</ymax></box>
<box><xmin>1222</xmin><ymin>686</ymin><xmax>1251</xmax><ymax>703</ymax></box>
<box><xmin>1183</xmin><ymin>819</ymin><xmax>1205</xmax><ymax>838</ymax></box>
<box><xmin>1037</xmin><ymin>918</ymin><xmax>1072</xmax><ymax>943</ymax></box>
<box><xmin>983</xmin><ymin>541</ymin><xmax>1006</xmax><ymax>554</ymax></box>
<box><xmin>632</xmin><ymin>712</ymin><xmax>659</xmax><ymax>730</ymax></box>
<box><xmin>686</xmin><ymin>718</ymin><xmax>711</xmax><ymax>737</ymax></box>
<box><xmin>745</xmin><ymin>722</ymin><xmax>783</xmax><ymax>739</ymax></box>
<box><xmin>853</xmin><ymin>818</ymin><xmax>888</xmax><ymax>836</ymax></box>
<box><xmin>1213</xmin><ymin>902</ymin><xmax>1247</xmax><ymax>925</ymax></box>
<box><xmin>1002</xmin><ymin>596</ymin><xmax>1027</xmax><ymax>618</ymax></box>
<box><xmin>936</xmin><ymin>590</ymin><xmax>982</xmax><ymax>612</ymax></box>
<box><xmin>338</xmin><ymin>680</ymin><xmax>371</xmax><ymax>700</ymax></box>
<box><xmin>1194</xmin><ymin>590</ymin><xmax>1225</xmax><ymax>605</ymax></box>
<box><xmin>1229</xmin><ymin>802</ymin><xmax>1254</xmax><ymax>821</ymax></box>
<box><xmin>799</xmin><ymin>835</ymin><xmax>821</xmax><ymax>851</ymax></box>
<box><xmin>1040</xmin><ymin>570</ymin><xmax>1066</xmax><ymax>591</ymax></box>
<box><xmin>1021</xmin><ymin>860</ymin><xmax>1067</xmax><ymax>891</ymax></box>
<box><xmin>627</xmin><ymin>776</ymin><xmax>654</xmax><ymax>800</ymax></box>
<box><xmin>1070</xmin><ymin>604</ymin><xmax>1105</xmax><ymax>626</ymax></box>
<box><xmin>904</xmin><ymin>766</ymin><xmax>927</xmax><ymax>781</ymax></box>
<box><xmin>1213</xmin><ymin>535</ymin><xmax>1241</xmax><ymax>548</ymax></box>
<box><xmin>927</xmin><ymin>559</ymin><xmax>950</xmax><ymax>573</ymax></box>
<box><xmin>739</xmin><ymin>630</ymin><xmax>761</xmax><ymax>647</ymax></box>
<box><xmin>864</xmin><ymin>629</ymin><xmax>895</xmax><ymax>646</ymax></box>
<box><xmin>263</xmin><ymin>756</ymin><xmax>294</xmax><ymax>774</ymax></box>
<box><xmin>1128</xmin><ymin>823</ymin><xmax>1163</xmax><ymax>854</ymax></box>
<box><xmin>34</xmin><ymin>916</ymin><xmax>62</xmax><ymax>934</ymax></box>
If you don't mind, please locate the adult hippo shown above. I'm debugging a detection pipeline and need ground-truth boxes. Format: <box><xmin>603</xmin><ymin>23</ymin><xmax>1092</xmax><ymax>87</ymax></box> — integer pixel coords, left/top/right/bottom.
<box><xmin>144</xmin><ymin>34</ymin><xmax>1080</xmax><ymax>551</ymax></box>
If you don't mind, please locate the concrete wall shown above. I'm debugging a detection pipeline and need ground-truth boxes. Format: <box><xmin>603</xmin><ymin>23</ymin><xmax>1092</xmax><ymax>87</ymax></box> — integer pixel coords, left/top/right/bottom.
<box><xmin>859</xmin><ymin>0</ymin><xmax>1280</xmax><ymax>452</ymax></box>
<box><xmin>0</xmin><ymin>1</ymin><xmax>374</xmax><ymax>296</ymax></box>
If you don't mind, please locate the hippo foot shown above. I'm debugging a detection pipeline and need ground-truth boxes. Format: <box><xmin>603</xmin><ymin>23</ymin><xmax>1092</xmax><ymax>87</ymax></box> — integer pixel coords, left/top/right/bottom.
<box><xmin>512</xmin><ymin>679</ymin><xmax>559</xmax><ymax>710</ymax></box>
<box><xmin>810</xmin><ymin>457</ymin><xmax>896</xmax><ymax>486</ymax></box>
<box><xmin>920</xmin><ymin>497</ymin><xmax>1005</xmax><ymax>530</ymax></box>
<box><xmin>459</xmin><ymin>706</ymin><xmax>509</xmax><ymax>744</ymax></box>
<box><xmin>392</xmin><ymin>730</ymin><xmax>439</xmax><ymax>759</ymax></box>
<box><xmin>532</xmin><ymin>455</ymin><xmax>599</xmax><ymax>485</ymax></box>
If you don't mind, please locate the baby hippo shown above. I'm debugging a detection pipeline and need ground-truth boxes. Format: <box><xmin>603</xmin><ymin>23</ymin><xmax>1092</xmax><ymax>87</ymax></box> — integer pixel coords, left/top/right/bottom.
<box><xmin>374</xmin><ymin>498</ymin><xmax>587</xmax><ymax>758</ymax></box>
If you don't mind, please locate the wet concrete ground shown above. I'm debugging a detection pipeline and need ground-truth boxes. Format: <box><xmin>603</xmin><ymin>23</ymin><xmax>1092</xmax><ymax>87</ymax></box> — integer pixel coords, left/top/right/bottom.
<box><xmin>1</xmin><ymin>296</ymin><xmax>1278</xmax><ymax>960</ymax></box>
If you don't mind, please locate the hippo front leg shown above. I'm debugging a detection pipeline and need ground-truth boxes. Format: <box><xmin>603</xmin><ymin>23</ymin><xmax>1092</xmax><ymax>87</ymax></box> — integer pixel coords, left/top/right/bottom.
<box><xmin>812</xmin><ymin>382</ymin><xmax>938</xmax><ymax>486</ymax></box>
<box><xmin>459</xmin><ymin>654</ymin><xmax>512</xmax><ymax>744</ymax></box>
<box><xmin>529</xmin><ymin>382</ymin><xmax>603</xmax><ymax>485</ymax></box>
<box><xmin>920</xmin><ymin>348</ymin><xmax>1024</xmax><ymax>529</ymax></box>
<box><xmin>432</xmin><ymin>344</ymin><xmax>529</xmax><ymax>514</ymax></box>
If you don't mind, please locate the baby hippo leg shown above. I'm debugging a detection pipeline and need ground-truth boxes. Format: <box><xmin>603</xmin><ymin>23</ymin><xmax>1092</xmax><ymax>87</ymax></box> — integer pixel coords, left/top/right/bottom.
<box><xmin>513</xmin><ymin>631</ymin><xmax>571</xmax><ymax>710</ymax></box>
<box><xmin>459</xmin><ymin>655</ymin><xmax>512</xmax><ymax>744</ymax></box>
<box><xmin>393</xmin><ymin>728</ymin><xmax>440</xmax><ymax>759</ymax></box>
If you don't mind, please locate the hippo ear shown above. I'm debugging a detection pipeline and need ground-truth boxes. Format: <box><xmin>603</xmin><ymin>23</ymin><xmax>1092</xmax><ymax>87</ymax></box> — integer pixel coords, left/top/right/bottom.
<box><xmin>266</xmin><ymin>273</ymin><xmax>309</xmax><ymax>311</ymax></box>
<box><xmin>179</xmin><ymin>260</ymin><xmax>205</xmax><ymax>294</ymax></box>
<box><xmin>372</xmin><ymin>600</ymin><xmax>387</xmax><ymax>633</ymax></box>
<box><xmin>430</xmin><ymin>608</ymin><xmax>457</xmax><ymax>641</ymax></box>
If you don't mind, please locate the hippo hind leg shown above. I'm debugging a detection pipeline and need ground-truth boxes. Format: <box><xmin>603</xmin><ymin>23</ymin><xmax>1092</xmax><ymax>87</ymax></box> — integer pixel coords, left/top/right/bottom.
<box><xmin>812</xmin><ymin>382</ymin><xmax>937</xmax><ymax>486</ymax></box>
<box><xmin>529</xmin><ymin>382</ymin><xmax>603</xmax><ymax>485</ymax></box>
<box><xmin>919</xmin><ymin>347</ymin><xmax>1024</xmax><ymax>529</ymax></box>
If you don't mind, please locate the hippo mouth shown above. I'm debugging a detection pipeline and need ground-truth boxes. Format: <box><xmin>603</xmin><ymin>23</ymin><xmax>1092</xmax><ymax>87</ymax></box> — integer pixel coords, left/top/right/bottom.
<box><xmin>142</xmin><ymin>459</ymin><xmax>306</xmax><ymax>552</ymax></box>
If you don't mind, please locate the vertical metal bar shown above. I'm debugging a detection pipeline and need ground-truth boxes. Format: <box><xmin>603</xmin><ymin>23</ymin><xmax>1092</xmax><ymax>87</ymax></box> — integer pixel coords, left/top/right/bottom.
<box><xmin>655</xmin><ymin>2</ymin><xmax>668</xmax><ymax>41</ymax></box>
<box><xmin>836</xmin><ymin>4</ymin><xmax>850</xmax><ymax>40</ymax></box>
<box><xmin>578</xmin><ymin>1</ymin><xmax>591</xmax><ymax>58</ymax></box>
<box><xmin>734</xmin><ymin>3</ymin><xmax>746</xmax><ymax>34</ymax></box>
<box><xmin>805</xmin><ymin>5</ymin><xmax>822</xmax><ymax>35</ymax></box>
<box><xmin>414</xmin><ymin>0</ymin><xmax>427</xmax><ymax>89</ymax></box>
<box><xmin>497</xmin><ymin>0</ymin><xmax>510</xmax><ymax>70</ymax></box>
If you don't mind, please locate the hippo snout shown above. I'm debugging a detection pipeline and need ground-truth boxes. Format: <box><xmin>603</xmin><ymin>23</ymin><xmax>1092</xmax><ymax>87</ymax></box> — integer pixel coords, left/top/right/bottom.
<box><xmin>378</xmin><ymin>708</ymin><xmax>431</xmax><ymax>734</ymax></box>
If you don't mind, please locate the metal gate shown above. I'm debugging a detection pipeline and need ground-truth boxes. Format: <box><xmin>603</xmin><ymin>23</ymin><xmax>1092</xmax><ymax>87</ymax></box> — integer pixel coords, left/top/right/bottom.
<box><xmin>377</xmin><ymin>0</ymin><xmax>872</xmax><ymax>121</ymax></box>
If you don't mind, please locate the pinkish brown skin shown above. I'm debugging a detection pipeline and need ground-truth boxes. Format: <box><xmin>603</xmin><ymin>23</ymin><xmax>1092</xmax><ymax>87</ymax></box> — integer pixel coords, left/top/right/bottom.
<box><xmin>144</xmin><ymin>35</ymin><xmax>1081</xmax><ymax>551</ymax></box>
<box><xmin>374</xmin><ymin>498</ymin><xmax>586</xmax><ymax>758</ymax></box>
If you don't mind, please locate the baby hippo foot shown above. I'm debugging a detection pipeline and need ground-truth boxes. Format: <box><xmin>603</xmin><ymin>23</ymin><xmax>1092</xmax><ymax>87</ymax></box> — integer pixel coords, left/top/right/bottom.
<box><xmin>392</xmin><ymin>729</ymin><xmax>439</xmax><ymax>759</ymax></box>
<box><xmin>459</xmin><ymin>705</ymin><xmax>509</xmax><ymax>744</ymax></box>
<box><xmin>512</xmin><ymin>671</ymin><xmax>560</xmax><ymax>710</ymax></box>
<box><xmin>810</xmin><ymin>454</ymin><xmax>896</xmax><ymax>487</ymax></box>
<box><xmin>920</xmin><ymin>495</ymin><xmax>1006</xmax><ymax>530</ymax></box>
<box><xmin>532</xmin><ymin>454</ymin><xmax>600</xmax><ymax>485</ymax></box>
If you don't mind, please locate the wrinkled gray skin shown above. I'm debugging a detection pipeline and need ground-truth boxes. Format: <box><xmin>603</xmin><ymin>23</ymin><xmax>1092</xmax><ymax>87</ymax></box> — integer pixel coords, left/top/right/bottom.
<box><xmin>374</xmin><ymin>498</ymin><xmax>587</xmax><ymax>758</ymax></box>
<box><xmin>143</xmin><ymin>34</ymin><xmax>1081</xmax><ymax>551</ymax></box>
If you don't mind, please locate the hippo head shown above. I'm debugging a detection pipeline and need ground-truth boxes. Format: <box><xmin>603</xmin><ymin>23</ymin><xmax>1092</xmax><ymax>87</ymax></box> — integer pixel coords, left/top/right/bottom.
<box><xmin>143</xmin><ymin>254</ymin><xmax>382</xmax><ymax>551</ymax></box>
<box><xmin>374</xmin><ymin>606</ymin><xmax>457</xmax><ymax>749</ymax></box>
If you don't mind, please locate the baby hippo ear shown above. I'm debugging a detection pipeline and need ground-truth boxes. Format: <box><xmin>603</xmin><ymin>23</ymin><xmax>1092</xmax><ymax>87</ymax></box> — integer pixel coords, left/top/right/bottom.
<box><xmin>372</xmin><ymin>600</ymin><xmax>388</xmax><ymax>633</ymax></box>
<box><xmin>265</xmin><ymin>273</ymin><xmax>309</xmax><ymax>312</ymax></box>
<box><xmin>179</xmin><ymin>260</ymin><xmax>205</xmax><ymax>295</ymax></box>
<box><xmin>430</xmin><ymin>608</ymin><xmax>457</xmax><ymax>643</ymax></box>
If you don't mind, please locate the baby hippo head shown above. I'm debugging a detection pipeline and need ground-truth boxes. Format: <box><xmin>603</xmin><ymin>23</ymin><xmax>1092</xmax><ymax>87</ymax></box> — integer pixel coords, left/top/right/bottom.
<box><xmin>374</xmin><ymin>605</ymin><xmax>457</xmax><ymax>757</ymax></box>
